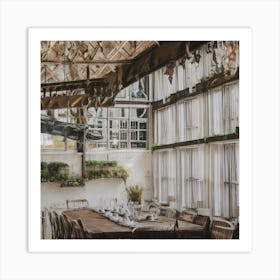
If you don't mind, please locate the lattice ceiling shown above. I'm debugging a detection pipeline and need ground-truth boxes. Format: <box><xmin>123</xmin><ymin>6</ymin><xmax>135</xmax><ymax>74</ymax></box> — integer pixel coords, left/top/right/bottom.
<box><xmin>41</xmin><ymin>41</ymin><xmax>157</xmax><ymax>84</ymax></box>
<box><xmin>40</xmin><ymin>41</ymin><xmax>203</xmax><ymax>110</ymax></box>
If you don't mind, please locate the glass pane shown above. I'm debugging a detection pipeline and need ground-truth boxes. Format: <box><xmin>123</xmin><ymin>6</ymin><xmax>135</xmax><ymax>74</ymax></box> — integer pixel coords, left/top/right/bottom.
<box><xmin>120</xmin><ymin>120</ymin><xmax>127</xmax><ymax>129</ymax></box>
<box><xmin>131</xmin><ymin>131</ymin><xmax>138</xmax><ymax>140</ymax></box>
<box><xmin>131</xmin><ymin>142</ymin><xmax>146</xmax><ymax>148</ymax></box>
<box><xmin>120</xmin><ymin>142</ymin><xmax>127</xmax><ymax>148</ymax></box>
<box><xmin>136</xmin><ymin>108</ymin><xmax>147</xmax><ymax>118</ymax></box>
<box><xmin>139</xmin><ymin>122</ymin><xmax>147</xmax><ymax>129</ymax></box>
<box><xmin>120</xmin><ymin>131</ymin><xmax>127</xmax><ymax>140</ymax></box>
<box><xmin>131</xmin><ymin>121</ymin><xmax>138</xmax><ymax>129</ymax></box>
<box><xmin>139</xmin><ymin>131</ymin><xmax>146</xmax><ymax>140</ymax></box>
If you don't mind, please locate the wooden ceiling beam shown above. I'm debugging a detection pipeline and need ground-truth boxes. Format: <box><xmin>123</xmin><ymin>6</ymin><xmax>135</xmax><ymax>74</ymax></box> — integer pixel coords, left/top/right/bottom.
<box><xmin>41</xmin><ymin>41</ymin><xmax>208</xmax><ymax>109</ymax></box>
<box><xmin>41</xmin><ymin>59</ymin><xmax>133</xmax><ymax>65</ymax></box>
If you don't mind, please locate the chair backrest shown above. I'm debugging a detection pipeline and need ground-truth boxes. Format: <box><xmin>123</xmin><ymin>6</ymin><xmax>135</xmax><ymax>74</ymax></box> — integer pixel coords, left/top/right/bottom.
<box><xmin>63</xmin><ymin>214</ymin><xmax>74</xmax><ymax>238</ymax></box>
<box><xmin>197</xmin><ymin>208</ymin><xmax>212</xmax><ymax>220</ymax></box>
<box><xmin>210</xmin><ymin>218</ymin><xmax>235</xmax><ymax>239</ymax></box>
<box><xmin>165</xmin><ymin>207</ymin><xmax>176</xmax><ymax>218</ymax></box>
<box><xmin>77</xmin><ymin>218</ymin><xmax>91</xmax><ymax>238</ymax></box>
<box><xmin>180</xmin><ymin>208</ymin><xmax>198</xmax><ymax>223</ymax></box>
<box><xmin>66</xmin><ymin>199</ymin><xmax>89</xmax><ymax>209</ymax></box>
<box><xmin>70</xmin><ymin>220</ymin><xmax>85</xmax><ymax>239</ymax></box>
<box><xmin>48</xmin><ymin>211</ymin><xmax>56</xmax><ymax>239</ymax></box>
<box><xmin>59</xmin><ymin>215</ymin><xmax>67</xmax><ymax>239</ymax></box>
<box><xmin>60</xmin><ymin>214</ymin><xmax>73</xmax><ymax>239</ymax></box>
<box><xmin>52</xmin><ymin>211</ymin><xmax>64</xmax><ymax>239</ymax></box>
<box><xmin>193</xmin><ymin>215</ymin><xmax>210</xmax><ymax>229</ymax></box>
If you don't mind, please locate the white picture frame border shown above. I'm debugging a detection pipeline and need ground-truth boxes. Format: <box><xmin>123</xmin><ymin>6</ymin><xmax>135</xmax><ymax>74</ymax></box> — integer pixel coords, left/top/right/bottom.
<box><xmin>28</xmin><ymin>27</ymin><xmax>252</xmax><ymax>253</ymax></box>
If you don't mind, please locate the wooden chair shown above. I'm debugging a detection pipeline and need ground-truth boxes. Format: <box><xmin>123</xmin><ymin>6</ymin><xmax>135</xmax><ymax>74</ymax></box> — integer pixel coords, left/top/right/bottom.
<box><xmin>66</xmin><ymin>199</ymin><xmax>89</xmax><ymax>209</ymax></box>
<box><xmin>59</xmin><ymin>215</ymin><xmax>67</xmax><ymax>238</ymax></box>
<box><xmin>62</xmin><ymin>214</ymin><xmax>73</xmax><ymax>239</ymax></box>
<box><xmin>210</xmin><ymin>218</ymin><xmax>235</xmax><ymax>239</ymax></box>
<box><xmin>69</xmin><ymin>218</ymin><xmax>91</xmax><ymax>239</ymax></box>
<box><xmin>193</xmin><ymin>215</ymin><xmax>211</xmax><ymax>238</ymax></box>
<box><xmin>77</xmin><ymin>218</ymin><xmax>91</xmax><ymax>238</ymax></box>
<box><xmin>48</xmin><ymin>211</ymin><xmax>56</xmax><ymax>239</ymax></box>
<box><xmin>193</xmin><ymin>215</ymin><xmax>210</xmax><ymax>227</ymax></box>
<box><xmin>71</xmin><ymin>220</ymin><xmax>85</xmax><ymax>239</ymax></box>
<box><xmin>59</xmin><ymin>214</ymin><xmax>73</xmax><ymax>239</ymax></box>
<box><xmin>165</xmin><ymin>207</ymin><xmax>176</xmax><ymax>218</ymax></box>
<box><xmin>52</xmin><ymin>211</ymin><xmax>64</xmax><ymax>239</ymax></box>
<box><xmin>179</xmin><ymin>208</ymin><xmax>198</xmax><ymax>223</ymax></box>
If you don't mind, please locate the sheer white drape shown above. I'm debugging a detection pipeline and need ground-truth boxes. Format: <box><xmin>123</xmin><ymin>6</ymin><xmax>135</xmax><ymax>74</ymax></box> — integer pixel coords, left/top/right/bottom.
<box><xmin>152</xmin><ymin>42</ymin><xmax>214</xmax><ymax>100</ymax></box>
<box><xmin>155</xmin><ymin>82</ymin><xmax>239</xmax><ymax>144</ymax></box>
<box><xmin>209</xmin><ymin>142</ymin><xmax>239</xmax><ymax>217</ymax></box>
<box><xmin>150</xmin><ymin>42</ymin><xmax>239</xmax><ymax>217</ymax></box>
<box><xmin>150</xmin><ymin>42</ymin><xmax>238</xmax><ymax>102</ymax></box>
<box><xmin>208</xmin><ymin>81</ymin><xmax>239</xmax><ymax>136</ymax></box>
<box><xmin>177</xmin><ymin>95</ymin><xmax>204</xmax><ymax>142</ymax></box>
<box><xmin>153</xmin><ymin>150</ymin><xmax>177</xmax><ymax>203</ymax></box>
<box><xmin>201</xmin><ymin>44</ymin><xmax>213</xmax><ymax>78</ymax></box>
<box><xmin>180</xmin><ymin>146</ymin><xmax>205</xmax><ymax>209</ymax></box>
<box><xmin>153</xmin><ymin>142</ymin><xmax>239</xmax><ymax>217</ymax></box>
<box><xmin>152</xmin><ymin>68</ymin><xmax>174</xmax><ymax>102</ymax></box>
<box><xmin>223</xmin><ymin>82</ymin><xmax>239</xmax><ymax>134</ymax></box>
<box><xmin>223</xmin><ymin>143</ymin><xmax>239</xmax><ymax>217</ymax></box>
<box><xmin>154</xmin><ymin>106</ymin><xmax>176</xmax><ymax>145</ymax></box>
<box><xmin>208</xmin><ymin>86</ymin><xmax>223</xmax><ymax>135</ymax></box>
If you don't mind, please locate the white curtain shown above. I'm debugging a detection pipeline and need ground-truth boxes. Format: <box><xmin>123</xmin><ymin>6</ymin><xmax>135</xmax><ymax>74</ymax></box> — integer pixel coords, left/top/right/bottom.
<box><xmin>153</xmin><ymin>142</ymin><xmax>239</xmax><ymax>215</ymax></box>
<box><xmin>177</xmin><ymin>63</ymin><xmax>186</xmax><ymax>91</ymax></box>
<box><xmin>180</xmin><ymin>146</ymin><xmax>205</xmax><ymax>209</ymax></box>
<box><xmin>209</xmin><ymin>144</ymin><xmax>224</xmax><ymax>216</ymax></box>
<box><xmin>155</xmin><ymin>106</ymin><xmax>176</xmax><ymax>145</ymax></box>
<box><xmin>177</xmin><ymin>96</ymin><xmax>204</xmax><ymax>141</ymax></box>
<box><xmin>147</xmin><ymin>42</ymin><xmax>239</xmax><ymax>103</ymax></box>
<box><xmin>223</xmin><ymin>82</ymin><xmax>239</xmax><ymax>134</ymax></box>
<box><xmin>208</xmin><ymin>86</ymin><xmax>223</xmax><ymax>135</ymax></box>
<box><xmin>223</xmin><ymin>143</ymin><xmax>239</xmax><ymax>217</ymax></box>
<box><xmin>209</xmin><ymin>142</ymin><xmax>239</xmax><ymax>218</ymax></box>
<box><xmin>153</xmin><ymin>150</ymin><xmax>176</xmax><ymax>203</ymax></box>
<box><xmin>201</xmin><ymin>43</ymin><xmax>214</xmax><ymax>78</ymax></box>
<box><xmin>178</xmin><ymin>102</ymin><xmax>185</xmax><ymax>142</ymax></box>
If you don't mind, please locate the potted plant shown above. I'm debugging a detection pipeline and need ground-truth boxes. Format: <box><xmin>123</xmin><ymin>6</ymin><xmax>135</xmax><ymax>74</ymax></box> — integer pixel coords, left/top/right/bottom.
<box><xmin>125</xmin><ymin>185</ymin><xmax>144</xmax><ymax>204</ymax></box>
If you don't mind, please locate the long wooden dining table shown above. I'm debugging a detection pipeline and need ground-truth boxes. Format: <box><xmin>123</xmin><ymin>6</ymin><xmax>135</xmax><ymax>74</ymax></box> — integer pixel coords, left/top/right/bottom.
<box><xmin>63</xmin><ymin>208</ymin><xmax>207</xmax><ymax>239</ymax></box>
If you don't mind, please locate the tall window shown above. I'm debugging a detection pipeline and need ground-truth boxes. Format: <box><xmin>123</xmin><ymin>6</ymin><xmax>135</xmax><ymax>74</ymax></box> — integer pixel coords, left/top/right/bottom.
<box><xmin>154</xmin><ymin>106</ymin><xmax>176</xmax><ymax>145</ymax></box>
<box><xmin>209</xmin><ymin>142</ymin><xmax>239</xmax><ymax>218</ymax></box>
<box><xmin>153</xmin><ymin>150</ymin><xmax>176</xmax><ymax>203</ymax></box>
<box><xmin>178</xmin><ymin>96</ymin><xmax>204</xmax><ymax>141</ymax></box>
<box><xmin>208</xmin><ymin>82</ymin><xmax>239</xmax><ymax>136</ymax></box>
<box><xmin>180</xmin><ymin>146</ymin><xmax>206</xmax><ymax>209</ymax></box>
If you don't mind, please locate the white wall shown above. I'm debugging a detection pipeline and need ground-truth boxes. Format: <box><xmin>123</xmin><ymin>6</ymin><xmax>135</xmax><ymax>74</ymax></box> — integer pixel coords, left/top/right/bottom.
<box><xmin>86</xmin><ymin>149</ymin><xmax>153</xmax><ymax>200</ymax></box>
<box><xmin>41</xmin><ymin>178</ymin><xmax>125</xmax><ymax>209</ymax></box>
<box><xmin>41</xmin><ymin>149</ymin><xmax>152</xmax><ymax>210</ymax></box>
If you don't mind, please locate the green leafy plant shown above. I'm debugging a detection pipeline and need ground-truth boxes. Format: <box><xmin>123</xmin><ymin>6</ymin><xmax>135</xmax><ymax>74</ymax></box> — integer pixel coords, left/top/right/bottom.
<box><xmin>41</xmin><ymin>161</ymin><xmax>69</xmax><ymax>182</ymax></box>
<box><xmin>125</xmin><ymin>185</ymin><xmax>144</xmax><ymax>204</ymax></box>
<box><xmin>41</xmin><ymin>162</ymin><xmax>49</xmax><ymax>182</ymax></box>
<box><xmin>60</xmin><ymin>177</ymin><xmax>84</xmax><ymax>187</ymax></box>
<box><xmin>85</xmin><ymin>160</ymin><xmax>128</xmax><ymax>183</ymax></box>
